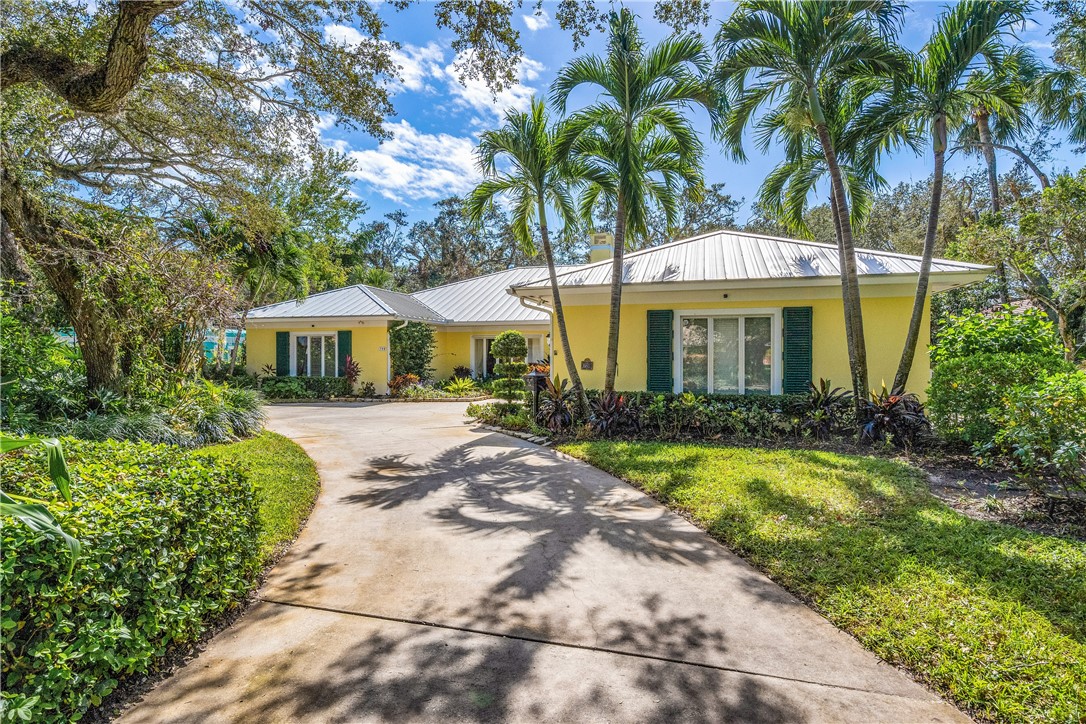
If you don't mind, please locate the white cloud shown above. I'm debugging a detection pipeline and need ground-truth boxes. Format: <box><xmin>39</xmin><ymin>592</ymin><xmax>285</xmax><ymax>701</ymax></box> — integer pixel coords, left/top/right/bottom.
<box><xmin>324</xmin><ymin>24</ymin><xmax>446</xmax><ymax>94</ymax></box>
<box><xmin>523</xmin><ymin>9</ymin><xmax>551</xmax><ymax>32</ymax></box>
<box><xmin>441</xmin><ymin>54</ymin><xmax>545</xmax><ymax>120</ymax></box>
<box><xmin>346</xmin><ymin>120</ymin><xmax>481</xmax><ymax>202</ymax></box>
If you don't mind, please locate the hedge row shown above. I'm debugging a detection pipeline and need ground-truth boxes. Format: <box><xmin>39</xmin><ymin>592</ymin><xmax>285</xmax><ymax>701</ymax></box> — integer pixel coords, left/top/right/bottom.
<box><xmin>1</xmin><ymin>440</ymin><xmax>262</xmax><ymax>722</ymax></box>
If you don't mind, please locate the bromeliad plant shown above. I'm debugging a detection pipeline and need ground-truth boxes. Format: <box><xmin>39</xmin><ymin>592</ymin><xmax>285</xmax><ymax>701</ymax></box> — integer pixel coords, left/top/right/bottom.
<box><xmin>800</xmin><ymin>379</ymin><xmax>854</xmax><ymax>441</ymax></box>
<box><xmin>589</xmin><ymin>391</ymin><xmax>642</xmax><ymax>438</ymax></box>
<box><xmin>0</xmin><ymin>433</ymin><xmax>80</xmax><ymax>574</ymax></box>
<box><xmin>861</xmin><ymin>386</ymin><xmax>932</xmax><ymax>450</ymax></box>
<box><xmin>538</xmin><ymin>376</ymin><xmax>575</xmax><ymax>432</ymax></box>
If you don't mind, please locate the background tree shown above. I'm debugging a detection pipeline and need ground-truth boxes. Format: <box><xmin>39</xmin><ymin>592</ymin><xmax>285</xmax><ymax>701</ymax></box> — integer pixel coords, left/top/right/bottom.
<box><xmin>641</xmin><ymin>182</ymin><xmax>740</xmax><ymax>249</ymax></box>
<box><xmin>953</xmin><ymin>170</ymin><xmax>1086</xmax><ymax>360</ymax></box>
<box><xmin>552</xmin><ymin>8</ymin><xmax>714</xmax><ymax>392</ymax></box>
<box><xmin>714</xmin><ymin>0</ymin><xmax>904</xmax><ymax>403</ymax></box>
<box><xmin>467</xmin><ymin>98</ymin><xmax>590</xmax><ymax>414</ymax></box>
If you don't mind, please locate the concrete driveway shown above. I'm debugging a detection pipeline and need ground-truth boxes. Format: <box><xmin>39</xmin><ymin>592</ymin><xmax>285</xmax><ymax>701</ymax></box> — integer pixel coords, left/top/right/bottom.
<box><xmin>121</xmin><ymin>402</ymin><xmax>966</xmax><ymax>723</ymax></box>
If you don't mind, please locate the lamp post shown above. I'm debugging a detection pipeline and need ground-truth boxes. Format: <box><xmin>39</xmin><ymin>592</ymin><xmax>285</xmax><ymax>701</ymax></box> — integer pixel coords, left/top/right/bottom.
<box><xmin>523</xmin><ymin>368</ymin><xmax>547</xmax><ymax>422</ymax></box>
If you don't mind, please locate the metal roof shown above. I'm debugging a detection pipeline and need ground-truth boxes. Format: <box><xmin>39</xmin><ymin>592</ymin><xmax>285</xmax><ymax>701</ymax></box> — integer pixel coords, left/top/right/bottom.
<box><xmin>412</xmin><ymin>266</ymin><xmax>578</xmax><ymax>324</ymax></box>
<box><xmin>513</xmin><ymin>229</ymin><xmax>992</xmax><ymax>290</ymax></box>
<box><xmin>249</xmin><ymin>284</ymin><xmax>445</xmax><ymax>322</ymax></box>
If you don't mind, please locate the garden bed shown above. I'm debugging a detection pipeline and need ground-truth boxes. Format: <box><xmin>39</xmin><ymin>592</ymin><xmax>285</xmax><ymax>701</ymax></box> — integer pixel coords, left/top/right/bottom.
<box><xmin>559</xmin><ymin>440</ymin><xmax>1086</xmax><ymax>724</ymax></box>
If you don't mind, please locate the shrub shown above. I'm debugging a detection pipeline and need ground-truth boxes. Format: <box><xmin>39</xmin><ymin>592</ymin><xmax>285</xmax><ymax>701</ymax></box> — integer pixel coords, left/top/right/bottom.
<box><xmin>452</xmin><ymin>365</ymin><xmax>473</xmax><ymax>380</ymax></box>
<box><xmin>537</xmin><ymin>376</ymin><xmax>574</xmax><ymax>432</ymax></box>
<box><xmin>260</xmin><ymin>377</ymin><xmax>314</xmax><ymax>400</ymax></box>
<box><xmin>444</xmin><ymin>377</ymin><xmax>477</xmax><ymax>396</ymax></box>
<box><xmin>465</xmin><ymin>402</ymin><xmax>503</xmax><ymax>425</ymax></box>
<box><xmin>357</xmin><ymin>381</ymin><xmax>377</xmax><ymax>397</ymax></box>
<box><xmin>589</xmin><ymin>392</ymin><xmax>642</xmax><ymax>438</ymax></box>
<box><xmin>342</xmin><ymin>355</ymin><xmax>361</xmax><ymax>387</ymax></box>
<box><xmin>389</xmin><ymin>373</ymin><xmax>421</xmax><ymax>396</ymax></box>
<box><xmin>931</xmin><ymin>307</ymin><xmax>1063</xmax><ymax>365</ymax></box>
<box><xmin>993</xmin><ymin>371</ymin><xmax>1086</xmax><ymax>492</ymax></box>
<box><xmin>1</xmin><ymin>439</ymin><xmax>261</xmax><ymax>722</ymax></box>
<box><xmin>390</xmin><ymin>322</ymin><xmax>435</xmax><ymax>379</ymax></box>
<box><xmin>499</xmin><ymin>407</ymin><xmax>532</xmax><ymax>431</ymax></box>
<box><xmin>861</xmin><ymin>386</ymin><xmax>932</xmax><ymax>450</ymax></box>
<box><xmin>639</xmin><ymin>392</ymin><xmax>801</xmax><ymax>440</ymax></box>
<box><xmin>260</xmin><ymin>376</ymin><xmax>350</xmax><ymax>400</ymax></box>
<box><xmin>490</xmin><ymin>331</ymin><xmax>529</xmax><ymax>405</ymax></box>
<box><xmin>928</xmin><ymin>353</ymin><xmax>1074</xmax><ymax>445</ymax></box>
<box><xmin>800</xmin><ymin>379</ymin><xmax>854</xmax><ymax>441</ymax></box>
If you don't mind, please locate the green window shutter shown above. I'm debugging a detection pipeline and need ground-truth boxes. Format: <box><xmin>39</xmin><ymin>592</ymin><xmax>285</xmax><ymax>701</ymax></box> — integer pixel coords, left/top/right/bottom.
<box><xmin>275</xmin><ymin>332</ymin><xmax>290</xmax><ymax>377</ymax></box>
<box><xmin>782</xmin><ymin>307</ymin><xmax>813</xmax><ymax>394</ymax></box>
<box><xmin>646</xmin><ymin>310</ymin><xmax>674</xmax><ymax>392</ymax></box>
<box><xmin>337</xmin><ymin>330</ymin><xmax>352</xmax><ymax>377</ymax></box>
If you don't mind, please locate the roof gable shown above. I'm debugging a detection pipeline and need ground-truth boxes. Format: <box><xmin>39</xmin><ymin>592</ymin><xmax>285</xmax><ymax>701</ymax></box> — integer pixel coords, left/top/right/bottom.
<box><xmin>248</xmin><ymin>284</ymin><xmax>444</xmax><ymax>322</ymax></box>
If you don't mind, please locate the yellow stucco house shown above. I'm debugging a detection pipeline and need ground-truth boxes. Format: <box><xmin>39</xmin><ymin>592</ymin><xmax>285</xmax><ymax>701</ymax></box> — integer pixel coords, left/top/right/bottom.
<box><xmin>246</xmin><ymin>230</ymin><xmax>990</xmax><ymax>396</ymax></box>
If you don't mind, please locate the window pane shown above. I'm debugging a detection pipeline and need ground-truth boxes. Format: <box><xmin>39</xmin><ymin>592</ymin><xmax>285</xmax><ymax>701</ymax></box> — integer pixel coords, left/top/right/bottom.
<box><xmin>682</xmin><ymin>318</ymin><xmax>708</xmax><ymax>393</ymax></box>
<box><xmin>744</xmin><ymin>317</ymin><xmax>772</xmax><ymax>394</ymax></box>
<box><xmin>295</xmin><ymin>336</ymin><xmax>309</xmax><ymax>376</ymax></box>
<box><xmin>712</xmin><ymin>318</ymin><xmax>739</xmax><ymax>394</ymax></box>
<box><xmin>323</xmin><ymin>335</ymin><xmax>337</xmax><ymax>377</ymax></box>
<box><xmin>473</xmin><ymin>338</ymin><xmax>485</xmax><ymax>377</ymax></box>
<box><xmin>309</xmin><ymin>336</ymin><xmax>322</xmax><ymax>378</ymax></box>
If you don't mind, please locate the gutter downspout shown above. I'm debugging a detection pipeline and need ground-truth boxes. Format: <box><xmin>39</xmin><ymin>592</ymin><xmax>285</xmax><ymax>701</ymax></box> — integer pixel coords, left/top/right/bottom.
<box><xmin>517</xmin><ymin>295</ymin><xmax>555</xmax><ymax>366</ymax></box>
<box><xmin>387</xmin><ymin>319</ymin><xmax>408</xmax><ymax>389</ymax></box>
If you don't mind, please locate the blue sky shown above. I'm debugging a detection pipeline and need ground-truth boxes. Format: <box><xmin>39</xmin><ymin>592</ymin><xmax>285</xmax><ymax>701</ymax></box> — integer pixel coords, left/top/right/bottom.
<box><xmin>317</xmin><ymin>1</ymin><xmax>1077</xmax><ymax>227</ymax></box>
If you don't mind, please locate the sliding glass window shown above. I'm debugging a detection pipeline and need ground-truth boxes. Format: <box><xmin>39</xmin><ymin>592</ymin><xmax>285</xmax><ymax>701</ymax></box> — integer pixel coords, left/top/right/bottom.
<box><xmin>682</xmin><ymin>316</ymin><xmax>773</xmax><ymax>395</ymax></box>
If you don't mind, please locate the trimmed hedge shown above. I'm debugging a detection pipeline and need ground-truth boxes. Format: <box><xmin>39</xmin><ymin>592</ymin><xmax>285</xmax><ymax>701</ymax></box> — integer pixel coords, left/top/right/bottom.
<box><xmin>927</xmin><ymin>353</ymin><xmax>1074</xmax><ymax>446</ymax></box>
<box><xmin>261</xmin><ymin>376</ymin><xmax>352</xmax><ymax>399</ymax></box>
<box><xmin>1</xmin><ymin>440</ymin><xmax>261</xmax><ymax>722</ymax></box>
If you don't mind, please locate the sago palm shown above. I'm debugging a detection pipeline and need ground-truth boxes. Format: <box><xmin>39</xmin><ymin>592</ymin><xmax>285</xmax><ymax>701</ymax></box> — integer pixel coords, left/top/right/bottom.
<box><xmin>551</xmin><ymin>8</ymin><xmax>715</xmax><ymax>393</ymax></box>
<box><xmin>863</xmin><ymin>0</ymin><xmax>1030</xmax><ymax>392</ymax></box>
<box><xmin>714</xmin><ymin>0</ymin><xmax>904</xmax><ymax>404</ymax></box>
<box><xmin>466</xmin><ymin>97</ymin><xmax>589</xmax><ymax>414</ymax></box>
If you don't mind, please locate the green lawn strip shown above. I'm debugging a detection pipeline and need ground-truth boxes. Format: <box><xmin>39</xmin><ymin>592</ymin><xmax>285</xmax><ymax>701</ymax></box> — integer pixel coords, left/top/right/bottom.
<box><xmin>203</xmin><ymin>431</ymin><xmax>320</xmax><ymax>563</ymax></box>
<box><xmin>558</xmin><ymin>442</ymin><xmax>1086</xmax><ymax>724</ymax></box>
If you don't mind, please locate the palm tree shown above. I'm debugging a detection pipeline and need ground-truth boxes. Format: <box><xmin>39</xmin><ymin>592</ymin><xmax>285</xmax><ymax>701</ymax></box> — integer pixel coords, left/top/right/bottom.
<box><xmin>865</xmin><ymin>0</ymin><xmax>1030</xmax><ymax>393</ymax></box>
<box><xmin>466</xmin><ymin>97</ymin><xmax>590</xmax><ymax>414</ymax></box>
<box><xmin>551</xmin><ymin>8</ymin><xmax>715</xmax><ymax>393</ymax></box>
<box><xmin>714</xmin><ymin>0</ymin><xmax>904</xmax><ymax>404</ymax></box>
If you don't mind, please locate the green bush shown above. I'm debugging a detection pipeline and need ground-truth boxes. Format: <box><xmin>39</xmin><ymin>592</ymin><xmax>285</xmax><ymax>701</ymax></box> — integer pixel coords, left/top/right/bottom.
<box><xmin>994</xmin><ymin>371</ymin><xmax>1086</xmax><ymax>490</ymax></box>
<box><xmin>1</xmin><ymin>440</ymin><xmax>262</xmax><ymax>722</ymax></box>
<box><xmin>260</xmin><ymin>376</ymin><xmax>351</xmax><ymax>399</ymax></box>
<box><xmin>490</xmin><ymin>331</ymin><xmax>529</xmax><ymax>405</ymax></box>
<box><xmin>931</xmin><ymin>307</ymin><xmax>1063</xmax><ymax>365</ymax></box>
<box><xmin>928</xmin><ymin>353</ymin><xmax>1074</xmax><ymax>446</ymax></box>
<box><xmin>390</xmin><ymin>322</ymin><xmax>435</xmax><ymax>379</ymax></box>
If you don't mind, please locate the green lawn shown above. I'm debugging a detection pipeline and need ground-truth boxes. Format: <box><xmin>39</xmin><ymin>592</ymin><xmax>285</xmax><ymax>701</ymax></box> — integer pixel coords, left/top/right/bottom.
<box><xmin>559</xmin><ymin>442</ymin><xmax>1086</xmax><ymax>724</ymax></box>
<box><xmin>204</xmin><ymin>431</ymin><xmax>320</xmax><ymax>563</ymax></box>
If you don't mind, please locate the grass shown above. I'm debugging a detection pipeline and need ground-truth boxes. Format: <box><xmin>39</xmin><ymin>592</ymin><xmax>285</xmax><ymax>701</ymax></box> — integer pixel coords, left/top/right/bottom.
<box><xmin>558</xmin><ymin>441</ymin><xmax>1086</xmax><ymax>724</ymax></box>
<box><xmin>203</xmin><ymin>431</ymin><xmax>320</xmax><ymax>563</ymax></box>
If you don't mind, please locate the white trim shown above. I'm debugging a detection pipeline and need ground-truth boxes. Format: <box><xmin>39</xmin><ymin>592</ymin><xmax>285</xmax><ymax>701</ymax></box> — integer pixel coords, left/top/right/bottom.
<box><xmin>672</xmin><ymin>307</ymin><xmax>783</xmax><ymax>395</ymax></box>
<box><xmin>289</xmin><ymin>332</ymin><xmax>339</xmax><ymax>378</ymax></box>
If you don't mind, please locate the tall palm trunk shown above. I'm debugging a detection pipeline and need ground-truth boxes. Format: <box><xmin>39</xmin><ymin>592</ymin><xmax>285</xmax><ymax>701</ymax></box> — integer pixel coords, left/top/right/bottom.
<box><xmin>976</xmin><ymin>109</ymin><xmax>1012</xmax><ymax>303</ymax></box>
<box><xmin>227</xmin><ymin>264</ymin><xmax>268</xmax><ymax>376</ymax></box>
<box><xmin>894</xmin><ymin>114</ymin><xmax>946</xmax><ymax>393</ymax></box>
<box><xmin>538</xmin><ymin>201</ymin><xmax>590</xmax><ymax>414</ymax></box>
<box><xmin>812</xmin><ymin>120</ymin><xmax>869</xmax><ymax>406</ymax></box>
<box><xmin>604</xmin><ymin>195</ymin><xmax>626</xmax><ymax>393</ymax></box>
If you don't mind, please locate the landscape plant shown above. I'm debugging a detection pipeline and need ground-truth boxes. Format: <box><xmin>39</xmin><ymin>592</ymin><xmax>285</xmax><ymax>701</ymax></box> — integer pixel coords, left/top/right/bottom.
<box><xmin>490</xmin><ymin>331</ymin><xmax>529</xmax><ymax>407</ymax></box>
<box><xmin>1</xmin><ymin>439</ymin><xmax>262</xmax><ymax>722</ymax></box>
<box><xmin>390</xmin><ymin>322</ymin><xmax>436</xmax><ymax>380</ymax></box>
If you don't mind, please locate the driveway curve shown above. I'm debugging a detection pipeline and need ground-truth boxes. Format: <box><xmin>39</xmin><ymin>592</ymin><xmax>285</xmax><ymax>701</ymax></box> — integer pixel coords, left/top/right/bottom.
<box><xmin>122</xmin><ymin>402</ymin><xmax>966</xmax><ymax>723</ymax></box>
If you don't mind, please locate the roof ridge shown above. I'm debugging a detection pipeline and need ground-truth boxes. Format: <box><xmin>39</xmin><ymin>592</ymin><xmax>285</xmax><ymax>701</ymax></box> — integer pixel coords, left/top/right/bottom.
<box><xmin>410</xmin><ymin>265</ymin><xmax>555</xmax><ymax>297</ymax></box>
<box><xmin>353</xmin><ymin>285</ymin><xmax>398</xmax><ymax>316</ymax></box>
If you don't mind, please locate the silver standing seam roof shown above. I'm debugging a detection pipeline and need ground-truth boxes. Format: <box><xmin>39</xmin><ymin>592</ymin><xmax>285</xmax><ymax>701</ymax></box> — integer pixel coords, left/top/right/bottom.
<box><xmin>512</xmin><ymin>229</ymin><xmax>991</xmax><ymax>290</ymax></box>
<box><xmin>248</xmin><ymin>230</ymin><xmax>992</xmax><ymax>323</ymax></box>
<box><xmin>248</xmin><ymin>284</ymin><xmax>445</xmax><ymax>322</ymax></box>
<box><xmin>412</xmin><ymin>266</ymin><xmax>578</xmax><ymax>324</ymax></box>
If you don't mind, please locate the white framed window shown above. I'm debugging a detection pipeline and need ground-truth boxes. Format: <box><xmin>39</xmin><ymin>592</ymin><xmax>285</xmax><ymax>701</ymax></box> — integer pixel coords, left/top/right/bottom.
<box><xmin>291</xmin><ymin>333</ymin><xmax>338</xmax><ymax>377</ymax></box>
<box><xmin>471</xmin><ymin>334</ymin><xmax>545</xmax><ymax>378</ymax></box>
<box><xmin>674</xmin><ymin>309</ymin><xmax>782</xmax><ymax>395</ymax></box>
